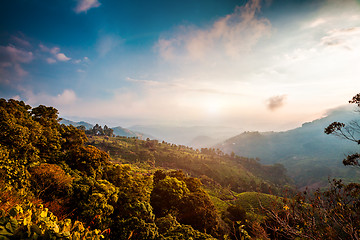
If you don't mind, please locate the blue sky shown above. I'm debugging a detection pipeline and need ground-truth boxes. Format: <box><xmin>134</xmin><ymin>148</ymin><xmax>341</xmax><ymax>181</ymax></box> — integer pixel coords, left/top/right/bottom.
<box><xmin>1</xmin><ymin>0</ymin><xmax>360</xmax><ymax>130</ymax></box>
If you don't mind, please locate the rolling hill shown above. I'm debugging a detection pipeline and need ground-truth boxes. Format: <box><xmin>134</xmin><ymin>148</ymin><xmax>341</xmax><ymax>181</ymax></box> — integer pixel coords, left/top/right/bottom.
<box><xmin>217</xmin><ymin>106</ymin><xmax>360</xmax><ymax>188</ymax></box>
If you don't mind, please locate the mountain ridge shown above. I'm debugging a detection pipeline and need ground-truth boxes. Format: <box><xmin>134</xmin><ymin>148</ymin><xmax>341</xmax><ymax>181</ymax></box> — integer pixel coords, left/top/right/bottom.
<box><xmin>216</xmin><ymin>105</ymin><xmax>360</xmax><ymax>188</ymax></box>
<box><xmin>60</xmin><ymin>119</ymin><xmax>152</xmax><ymax>139</ymax></box>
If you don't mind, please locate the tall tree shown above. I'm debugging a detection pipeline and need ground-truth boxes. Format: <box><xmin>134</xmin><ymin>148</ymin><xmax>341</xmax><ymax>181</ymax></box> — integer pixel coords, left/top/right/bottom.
<box><xmin>325</xmin><ymin>93</ymin><xmax>360</xmax><ymax>167</ymax></box>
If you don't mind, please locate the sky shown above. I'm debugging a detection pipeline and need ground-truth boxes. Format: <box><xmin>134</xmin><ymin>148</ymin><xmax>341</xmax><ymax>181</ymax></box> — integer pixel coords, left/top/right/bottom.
<box><xmin>1</xmin><ymin>0</ymin><xmax>360</xmax><ymax>131</ymax></box>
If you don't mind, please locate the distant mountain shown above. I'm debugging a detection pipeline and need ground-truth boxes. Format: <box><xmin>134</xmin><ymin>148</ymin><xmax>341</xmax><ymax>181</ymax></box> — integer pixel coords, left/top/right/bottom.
<box><xmin>112</xmin><ymin>126</ymin><xmax>138</xmax><ymax>138</ymax></box>
<box><xmin>188</xmin><ymin>135</ymin><xmax>219</xmax><ymax>149</ymax></box>
<box><xmin>128</xmin><ymin>125</ymin><xmax>240</xmax><ymax>147</ymax></box>
<box><xmin>60</xmin><ymin>118</ymin><xmax>151</xmax><ymax>139</ymax></box>
<box><xmin>217</xmin><ymin>106</ymin><xmax>360</xmax><ymax>188</ymax></box>
<box><xmin>60</xmin><ymin>119</ymin><xmax>93</xmax><ymax>129</ymax></box>
<box><xmin>111</xmin><ymin>126</ymin><xmax>152</xmax><ymax>140</ymax></box>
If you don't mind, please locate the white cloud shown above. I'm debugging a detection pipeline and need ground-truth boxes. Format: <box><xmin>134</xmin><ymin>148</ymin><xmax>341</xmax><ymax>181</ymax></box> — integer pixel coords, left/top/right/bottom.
<box><xmin>0</xmin><ymin>45</ymin><xmax>33</xmax><ymax>81</ymax></box>
<box><xmin>2</xmin><ymin>45</ymin><xmax>33</xmax><ymax>63</ymax></box>
<box><xmin>13</xmin><ymin>63</ymin><xmax>28</xmax><ymax>77</ymax></box>
<box><xmin>0</xmin><ymin>62</ymin><xmax>12</xmax><ymax>68</ymax></box>
<box><xmin>74</xmin><ymin>56</ymin><xmax>89</xmax><ymax>64</ymax></box>
<box><xmin>156</xmin><ymin>39</ymin><xmax>175</xmax><ymax>60</ymax></box>
<box><xmin>12</xmin><ymin>95</ymin><xmax>21</xmax><ymax>101</ymax></box>
<box><xmin>156</xmin><ymin>0</ymin><xmax>271</xmax><ymax>61</ymax></box>
<box><xmin>321</xmin><ymin>27</ymin><xmax>360</xmax><ymax>50</ymax></box>
<box><xmin>11</xmin><ymin>36</ymin><xmax>31</xmax><ymax>48</ymax></box>
<box><xmin>75</xmin><ymin>0</ymin><xmax>101</xmax><ymax>13</ymax></box>
<box><xmin>50</xmin><ymin>47</ymin><xmax>60</xmax><ymax>55</ymax></box>
<box><xmin>56</xmin><ymin>53</ymin><xmax>71</xmax><ymax>61</ymax></box>
<box><xmin>56</xmin><ymin>89</ymin><xmax>77</xmax><ymax>104</ymax></box>
<box><xmin>126</xmin><ymin>77</ymin><xmax>245</xmax><ymax>97</ymax></box>
<box><xmin>308</xmin><ymin>18</ymin><xmax>327</xmax><ymax>28</ymax></box>
<box><xmin>24</xmin><ymin>89</ymin><xmax>78</xmax><ymax>108</ymax></box>
<box><xmin>39</xmin><ymin>44</ymin><xmax>72</xmax><ymax>63</ymax></box>
<box><xmin>46</xmin><ymin>58</ymin><xmax>56</xmax><ymax>64</ymax></box>
<box><xmin>126</xmin><ymin>77</ymin><xmax>161</xmax><ymax>86</ymax></box>
<box><xmin>39</xmin><ymin>44</ymin><xmax>49</xmax><ymax>52</ymax></box>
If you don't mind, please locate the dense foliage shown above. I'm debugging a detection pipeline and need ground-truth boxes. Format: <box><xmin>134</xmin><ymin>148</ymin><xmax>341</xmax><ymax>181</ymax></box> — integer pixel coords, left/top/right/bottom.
<box><xmin>1</xmin><ymin>97</ymin><xmax>359</xmax><ymax>239</ymax></box>
<box><xmin>89</xmin><ymin>136</ymin><xmax>292</xmax><ymax>195</ymax></box>
<box><xmin>264</xmin><ymin>180</ymin><xmax>360</xmax><ymax>239</ymax></box>
<box><xmin>1</xmin><ymin>99</ymin><xmax>265</xmax><ymax>239</ymax></box>
<box><xmin>0</xmin><ymin>99</ymin><xmax>225</xmax><ymax>239</ymax></box>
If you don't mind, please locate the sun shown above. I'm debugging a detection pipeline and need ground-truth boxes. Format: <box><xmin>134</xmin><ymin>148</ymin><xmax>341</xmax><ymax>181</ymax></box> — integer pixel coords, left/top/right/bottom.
<box><xmin>204</xmin><ymin>100</ymin><xmax>221</xmax><ymax>115</ymax></box>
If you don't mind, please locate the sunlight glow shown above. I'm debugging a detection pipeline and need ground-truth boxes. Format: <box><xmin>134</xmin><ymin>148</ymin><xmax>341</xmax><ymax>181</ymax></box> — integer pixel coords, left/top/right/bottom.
<box><xmin>203</xmin><ymin>99</ymin><xmax>222</xmax><ymax>115</ymax></box>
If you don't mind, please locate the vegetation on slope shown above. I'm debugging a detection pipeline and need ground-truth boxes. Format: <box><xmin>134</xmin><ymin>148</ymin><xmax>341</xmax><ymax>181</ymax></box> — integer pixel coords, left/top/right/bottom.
<box><xmin>88</xmin><ymin>136</ymin><xmax>292</xmax><ymax>195</ymax></box>
<box><xmin>0</xmin><ymin>99</ymin><xmax>223</xmax><ymax>239</ymax></box>
<box><xmin>1</xmin><ymin>97</ymin><xmax>359</xmax><ymax>239</ymax></box>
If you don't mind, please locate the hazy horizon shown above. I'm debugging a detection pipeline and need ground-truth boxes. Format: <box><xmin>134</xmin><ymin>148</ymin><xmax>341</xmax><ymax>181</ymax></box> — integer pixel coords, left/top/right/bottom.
<box><xmin>2</xmin><ymin>0</ymin><xmax>360</xmax><ymax>131</ymax></box>
<box><xmin>59</xmin><ymin>104</ymin><xmax>357</xmax><ymax>136</ymax></box>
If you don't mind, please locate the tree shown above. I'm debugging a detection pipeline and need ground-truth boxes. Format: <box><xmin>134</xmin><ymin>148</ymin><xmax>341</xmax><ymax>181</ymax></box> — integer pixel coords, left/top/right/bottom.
<box><xmin>150</xmin><ymin>170</ymin><xmax>225</xmax><ymax>237</ymax></box>
<box><xmin>77</xmin><ymin>125</ymin><xmax>86</xmax><ymax>131</ymax></box>
<box><xmin>151</xmin><ymin>175</ymin><xmax>189</xmax><ymax>217</ymax></box>
<box><xmin>325</xmin><ymin>93</ymin><xmax>360</xmax><ymax>167</ymax></box>
<box><xmin>65</xmin><ymin>145</ymin><xmax>110</xmax><ymax>177</ymax></box>
<box><xmin>60</xmin><ymin>124</ymin><xmax>88</xmax><ymax>151</ymax></box>
<box><xmin>0</xmin><ymin>99</ymin><xmax>42</xmax><ymax>188</ymax></box>
<box><xmin>92</xmin><ymin>124</ymin><xmax>104</xmax><ymax>136</ymax></box>
<box><xmin>103</xmin><ymin>125</ymin><xmax>114</xmax><ymax>137</ymax></box>
<box><xmin>30</xmin><ymin>105</ymin><xmax>63</xmax><ymax>162</ymax></box>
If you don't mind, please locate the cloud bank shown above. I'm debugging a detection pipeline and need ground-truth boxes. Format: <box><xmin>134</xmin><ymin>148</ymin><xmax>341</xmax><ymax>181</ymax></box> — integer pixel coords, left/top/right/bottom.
<box><xmin>24</xmin><ymin>89</ymin><xmax>77</xmax><ymax>108</ymax></box>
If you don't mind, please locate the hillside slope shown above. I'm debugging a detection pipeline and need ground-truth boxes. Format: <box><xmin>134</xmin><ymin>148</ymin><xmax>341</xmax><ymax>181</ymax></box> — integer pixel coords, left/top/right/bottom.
<box><xmin>88</xmin><ymin>136</ymin><xmax>293</xmax><ymax>195</ymax></box>
<box><xmin>217</xmin><ymin>106</ymin><xmax>360</xmax><ymax>188</ymax></box>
